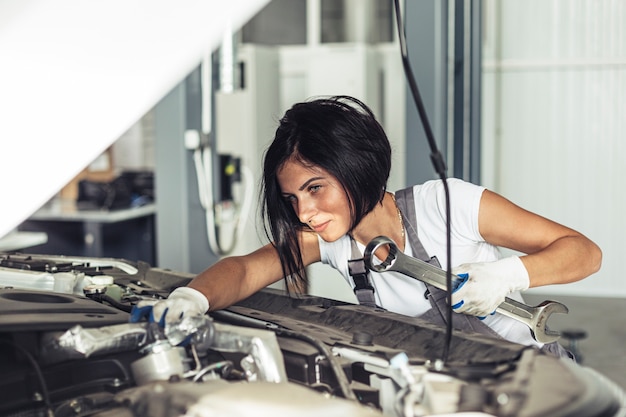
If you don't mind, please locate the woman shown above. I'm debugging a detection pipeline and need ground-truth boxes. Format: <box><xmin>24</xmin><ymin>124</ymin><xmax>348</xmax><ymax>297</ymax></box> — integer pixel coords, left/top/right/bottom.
<box><xmin>152</xmin><ymin>95</ymin><xmax>601</xmax><ymax>351</ymax></box>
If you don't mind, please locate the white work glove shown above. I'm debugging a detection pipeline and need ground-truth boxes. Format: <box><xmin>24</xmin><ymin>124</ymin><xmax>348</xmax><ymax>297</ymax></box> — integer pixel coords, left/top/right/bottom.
<box><xmin>451</xmin><ymin>256</ymin><xmax>530</xmax><ymax>317</ymax></box>
<box><xmin>149</xmin><ymin>287</ymin><xmax>209</xmax><ymax>325</ymax></box>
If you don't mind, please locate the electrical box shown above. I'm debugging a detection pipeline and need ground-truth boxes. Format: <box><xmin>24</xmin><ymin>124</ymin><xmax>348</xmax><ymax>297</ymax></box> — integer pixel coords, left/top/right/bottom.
<box><xmin>215</xmin><ymin>45</ymin><xmax>280</xmax><ymax>256</ymax></box>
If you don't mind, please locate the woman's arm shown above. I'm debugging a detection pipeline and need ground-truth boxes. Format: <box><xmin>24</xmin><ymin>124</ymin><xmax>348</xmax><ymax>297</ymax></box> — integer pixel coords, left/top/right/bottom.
<box><xmin>478</xmin><ymin>189</ymin><xmax>602</xmax><ymax>287</ymax></box>
<box><xmin>187</xmin><ymin>230</ymin><xmax>322</xmax><ymax>311</ymax></box>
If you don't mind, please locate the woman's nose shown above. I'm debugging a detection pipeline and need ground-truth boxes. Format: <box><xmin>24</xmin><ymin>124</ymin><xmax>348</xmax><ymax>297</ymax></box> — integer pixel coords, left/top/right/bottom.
<box><xmin>297</xmin><ymin>197</ymin><xmax>316</xmax><ymax>224</ymax></box>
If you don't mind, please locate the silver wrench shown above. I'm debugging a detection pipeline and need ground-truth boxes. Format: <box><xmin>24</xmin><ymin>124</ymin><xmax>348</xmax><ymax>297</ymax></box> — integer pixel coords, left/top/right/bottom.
<box><xmin>363</xmin><ymin>236</ymin><xmax>568</xmax><ymax>344</ymax></box>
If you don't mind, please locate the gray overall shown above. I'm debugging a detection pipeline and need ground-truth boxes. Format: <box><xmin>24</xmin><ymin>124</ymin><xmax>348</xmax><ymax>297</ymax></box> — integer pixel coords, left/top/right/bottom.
<box><xmin>349</xmin><ymin>186</ymin><xmax>571</xmax><ymax>359</ymax></box>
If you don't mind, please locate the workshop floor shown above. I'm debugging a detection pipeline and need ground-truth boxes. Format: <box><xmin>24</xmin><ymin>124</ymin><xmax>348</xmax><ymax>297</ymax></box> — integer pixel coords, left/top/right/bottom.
<box><xmin>524</xmin><ymin>293</ymin><xmax>626</xmax><ymax>391</ymax></box>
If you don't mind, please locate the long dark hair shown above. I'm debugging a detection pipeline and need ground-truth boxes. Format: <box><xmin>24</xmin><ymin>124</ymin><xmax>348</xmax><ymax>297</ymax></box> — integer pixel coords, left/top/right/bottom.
<box><xmin>261</xmin><ymin>95</ymin><xmax>392</xmax><ymax>292</ymax></box>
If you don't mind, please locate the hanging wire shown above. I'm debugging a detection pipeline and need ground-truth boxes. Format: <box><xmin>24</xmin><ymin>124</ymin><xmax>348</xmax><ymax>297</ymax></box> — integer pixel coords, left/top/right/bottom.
<box><xmin>392</xmin><ymin>0</ymin><xmax>454</xmax><ymax>364</ymax></box>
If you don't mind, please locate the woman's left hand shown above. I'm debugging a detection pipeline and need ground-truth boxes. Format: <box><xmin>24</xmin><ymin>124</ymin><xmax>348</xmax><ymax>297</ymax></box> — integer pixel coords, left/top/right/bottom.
<box><xmin>451</xmin><ymin>256</ymin><xmax>529</xmax><ymax>317</ymax></box>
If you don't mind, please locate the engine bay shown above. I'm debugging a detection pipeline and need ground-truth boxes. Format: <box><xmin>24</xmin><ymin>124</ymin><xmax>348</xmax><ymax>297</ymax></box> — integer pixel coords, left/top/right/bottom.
<box><xmin>0</xmin><ymin>252</ymin><xmax>622</xmax><ymax>417</ymax></box>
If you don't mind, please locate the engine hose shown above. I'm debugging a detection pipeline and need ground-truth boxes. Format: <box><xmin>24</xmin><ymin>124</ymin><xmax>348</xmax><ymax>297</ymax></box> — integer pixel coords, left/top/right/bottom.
<box><xmin>272</xmin><ymin>328</ymin><xmax>357</xmax><ymax>402</ymax></box>
<box><xmin>101</xmin><ymin>294</ymin><xmax>134</xmax><ymax>312</ymax></box>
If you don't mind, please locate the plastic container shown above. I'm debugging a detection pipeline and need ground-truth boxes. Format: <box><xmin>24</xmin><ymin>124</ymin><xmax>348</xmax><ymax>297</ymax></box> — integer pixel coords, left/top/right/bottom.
<box><xmin>53</xmin><ymin>272</ymin><xmax>76</xmax><ymax>294</ymax></box>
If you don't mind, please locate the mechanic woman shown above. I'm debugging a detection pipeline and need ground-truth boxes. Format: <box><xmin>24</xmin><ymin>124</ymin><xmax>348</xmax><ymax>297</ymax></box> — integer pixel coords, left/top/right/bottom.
<box><xmin>149</xmin><ymin>95</ymin><xmax>601</xmax><ymax>357</ymax></box>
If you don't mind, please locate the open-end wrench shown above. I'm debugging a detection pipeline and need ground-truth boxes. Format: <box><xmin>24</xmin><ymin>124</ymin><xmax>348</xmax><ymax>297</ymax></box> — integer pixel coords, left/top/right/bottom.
<box><xmin>363</xmin><ymin>236</ymin><xmax>568</xmax><ymax>344</ymax></box>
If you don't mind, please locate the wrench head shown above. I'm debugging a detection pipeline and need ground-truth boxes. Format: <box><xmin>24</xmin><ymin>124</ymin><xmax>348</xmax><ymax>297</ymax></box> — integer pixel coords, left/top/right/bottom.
<box><xmin>363</xmin><ymin>236</ymin><xmax>398</xmax><ymax>272</ymax></box>
<box><xmin>529</xmin><ymin>300</ymin><xmax>569</xmax><ymax>344</ymax></box>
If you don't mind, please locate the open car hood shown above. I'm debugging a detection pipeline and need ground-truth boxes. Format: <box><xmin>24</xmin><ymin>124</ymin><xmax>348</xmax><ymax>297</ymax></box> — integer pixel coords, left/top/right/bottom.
<box><xmin>0</xmin><ymin>0</ymin><xmax>268</xmax><ymax>239</ymax></box>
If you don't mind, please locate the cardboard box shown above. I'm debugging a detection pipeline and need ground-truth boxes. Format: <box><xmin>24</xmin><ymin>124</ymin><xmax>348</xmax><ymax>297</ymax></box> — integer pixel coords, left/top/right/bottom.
<box><xmin>60</xmin><ymin>147</ymin><xmax>116</xmax><ymax>201</ymax></box>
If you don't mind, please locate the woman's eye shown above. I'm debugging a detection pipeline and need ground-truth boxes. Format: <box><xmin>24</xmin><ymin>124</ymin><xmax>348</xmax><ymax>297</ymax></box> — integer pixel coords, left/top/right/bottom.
<box><xmin>309</xmin><ymin>185</ymin><xmax>321</xmax><ymax>193</ymax></box>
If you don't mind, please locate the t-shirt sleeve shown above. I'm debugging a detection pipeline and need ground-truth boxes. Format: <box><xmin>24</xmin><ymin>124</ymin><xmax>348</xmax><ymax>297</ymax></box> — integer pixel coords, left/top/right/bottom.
<box><xmin>448</xmin><ymin>178</ymin><xmax>485</xmax><ymax>241</ymax></box>
<box><xmin>414</xmin><ymin>178</ymin><xmax>485</xmax><ymax>243</ymax></box>
<box><xmin>412</xmin><ymin>178</ymin><xmax>496</xmax><ymax>268</ymax></box>
<box><xmin>318</xmin><ymin>234</ymin><xmax>352</xmax><ymax>280</ymax></box>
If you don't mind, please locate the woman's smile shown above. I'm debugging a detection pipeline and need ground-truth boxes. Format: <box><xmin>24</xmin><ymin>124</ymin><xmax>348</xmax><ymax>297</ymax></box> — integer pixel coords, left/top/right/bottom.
<box><xmin>309</xmin><ymin>220</ymin><xmax>330</xmax><ymax>233</ymax></box>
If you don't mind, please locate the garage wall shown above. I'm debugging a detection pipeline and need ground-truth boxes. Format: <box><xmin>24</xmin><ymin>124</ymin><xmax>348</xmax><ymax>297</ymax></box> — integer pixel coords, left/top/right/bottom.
<box><xmin>481</xmin><ymin>0</ymin><xmax>626</xmax><ymax>297</ymax></box>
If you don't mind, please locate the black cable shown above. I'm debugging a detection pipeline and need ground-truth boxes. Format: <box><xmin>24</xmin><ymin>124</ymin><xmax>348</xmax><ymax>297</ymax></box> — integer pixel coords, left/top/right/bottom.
<box><xmin>0</xmin><ymin>339</ymin><xmax>54</xmax><ymax>416</ymax></box>
<box><xmin>393</xmin><ymin>0</ymin><xmax>454</xmax><ymax>364</ymax></box>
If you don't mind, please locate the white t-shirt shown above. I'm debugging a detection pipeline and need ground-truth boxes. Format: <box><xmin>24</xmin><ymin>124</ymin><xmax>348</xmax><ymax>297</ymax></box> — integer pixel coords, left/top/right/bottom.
<box><xmin>319</xmin><ymin>178</ymin><xmax>541</xmax><ymax>347</ymax></box>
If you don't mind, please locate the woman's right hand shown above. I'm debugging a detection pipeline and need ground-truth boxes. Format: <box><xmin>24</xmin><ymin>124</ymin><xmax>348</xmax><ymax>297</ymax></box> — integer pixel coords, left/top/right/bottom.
<box><xmin>143</xmin><ymin>286</ymin><xmax>209</xmax><ymax>325</ymax></box>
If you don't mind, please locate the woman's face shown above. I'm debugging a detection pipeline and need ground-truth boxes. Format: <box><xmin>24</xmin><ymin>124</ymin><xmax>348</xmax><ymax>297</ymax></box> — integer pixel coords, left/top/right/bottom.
<box><xmin>277</xmin><ymin>159</ymin><xmax>351</xmax><ymax>242</ymax></box>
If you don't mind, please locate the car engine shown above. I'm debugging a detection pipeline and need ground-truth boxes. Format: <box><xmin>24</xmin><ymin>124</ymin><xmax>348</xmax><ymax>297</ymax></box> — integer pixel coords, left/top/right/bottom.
<box><xmin>0</xmin><ymin>252</ymin><xmax>622</xmax><ymax>417</ymax></box>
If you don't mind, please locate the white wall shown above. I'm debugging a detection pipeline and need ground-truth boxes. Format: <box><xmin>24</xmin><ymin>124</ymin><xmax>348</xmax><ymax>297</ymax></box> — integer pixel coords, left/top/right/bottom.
<box><xmin>481</xmin><ymin>0</ymin><xmax>626</xmax><ymax>297</ymax></box>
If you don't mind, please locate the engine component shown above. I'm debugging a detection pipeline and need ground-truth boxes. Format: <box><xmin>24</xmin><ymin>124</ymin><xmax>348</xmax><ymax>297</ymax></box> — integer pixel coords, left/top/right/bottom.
<box><xmin>131</xmin><ymin>344</ymin><xmax>189</xmax><ymax>385</ymax></box>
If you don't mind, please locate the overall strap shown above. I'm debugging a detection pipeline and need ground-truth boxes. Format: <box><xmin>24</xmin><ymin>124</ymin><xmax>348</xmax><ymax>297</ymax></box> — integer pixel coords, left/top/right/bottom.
<box><xmin>394</xmin><ymin>186</ymin><xmax>501</xmax><ymax>339</ymax></box>
<box><xmin>395</xmin><ymin>187</ymin><xmax>434</xmax><ymax>262</ymax></box>
<box><xmin>348</xmin><ymin>238</ymin><xmax>377</xmax><ymax>308</ymax></box>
